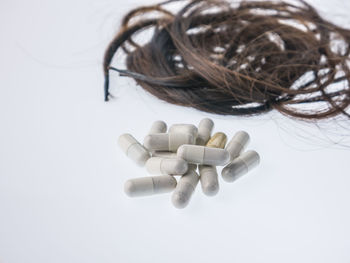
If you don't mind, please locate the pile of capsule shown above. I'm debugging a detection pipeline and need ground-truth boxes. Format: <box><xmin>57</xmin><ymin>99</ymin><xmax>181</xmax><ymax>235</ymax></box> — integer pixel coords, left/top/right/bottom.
<box><xmin>118</xmin><ymin>118</ymin><xmax>260</xmax><ymax>209</ymax></box>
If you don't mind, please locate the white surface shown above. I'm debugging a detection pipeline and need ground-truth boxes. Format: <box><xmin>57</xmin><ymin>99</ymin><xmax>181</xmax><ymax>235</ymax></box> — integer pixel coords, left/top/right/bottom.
<box><xmin>1</xmin><ymin>0</ymin><xmax>350</xmax><ymax>262</ymax></box>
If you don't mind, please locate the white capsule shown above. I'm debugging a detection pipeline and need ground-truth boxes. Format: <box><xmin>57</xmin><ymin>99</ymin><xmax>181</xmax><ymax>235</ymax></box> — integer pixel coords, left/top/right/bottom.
<box><xmin>199</xmin><ymin>165</ymin><xmax>219</xmax><ymax>196</ymax></box>
<box><xmin>124</xmin><ymin>175</ymin><xmax>177</xmax><ymax>197</ymax></box>
<box><xmin>146</xmin><ymin>157</ymin><xmax>188</xmax><ymax>175</ymax></box>
<box><xmin>152</xmin><ymin>151</ymin><xmax>178</xmax><ymax>159</ymax></box>
<box><xmin>226</xmin><ymin>131</ymin><xmax>250</xmax><ymax>161</ymax></box>
<box><xmin>196</xmin><ymin>118</ymin><xmax>214</xmax><ymax>145</ymax></box>
<box><xmin>221</xmin><ymin>150</ymin><xmax>260</xmax><ymax>182</ymax></box>
<box><xmin>148</xmin><ymin>120</ymin><xmax>167</xmax><ymax>134</ymax></box>
<box><xmin>198</xmin><ymin>133</ymin><xmax>223</xmax><ymax>196</ymax></box>
<box><xmin>171</xmin><ymin>167</ymin><xmax>199</xmax><ymax>209</ymax></box>
<box><xmin>118</xmin><ymin>134</ymin><xmax>150</xmax><ymax>166</ymax></box>
<box><xmin>144</xmin><ymin>133</ymin><xmax>194</xmax><ymax>152</ymax></box>
<box><xmin>177</xmin><ymin>144</ymin><xmax>230</xmax><ymax>166</ymax></box>
<box><xmin>169</xmin><ymin>124</ymin><xmax>198</xmax><ymax>139</ymax></box>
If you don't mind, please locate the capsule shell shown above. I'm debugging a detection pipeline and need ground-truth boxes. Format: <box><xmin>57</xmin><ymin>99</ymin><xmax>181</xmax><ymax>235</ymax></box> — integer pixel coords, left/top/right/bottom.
<box><xmin>169</xmin><ymin>124</ymin><xmax>198</xmax><ymax>138</ymax></box>
<box><xmin>124</xmin><ymin>175</ymin><xmax>177</xmax><ymax>197</ymax></box>
<box><xmin>171</xmin><ymin>167</ymin><xmax>199</xmax><ymax>208</ymax></box>
<box><xmin>199</xmin><ymin>165</ymin><xmax>219</xmax><ymax>196</ymax></box>
<box><xmin>148</xmin><ymin>120</ymin><xmax>167</xmax><ymax>134</ymax></box>
<box><xmin>221</xmin><ymin>150</ymin><xmax>260</xmax><ymax>182</ymax></box>
<box><xmin>152</xmin><ymin>151</ymin><xmax>178</xmax><ymax>159</ymax></box>
<box><xmin>118</xmin><ymin>134</ymin><xmax>150</xmax><ymax>166</ymax></box>
<box><xmin>196</xmin><ymin>118</ymin><xmax>214</xmax><ymax>145</ymax></box>
<box><xmin>177</xmin><ymin>145</ymin><xmax>230</xmax><ymax>166</ymax></box>
<box><xmin>226</xmin><ymin>131</ymin><xmax>250</xmax><ymax>161</ymax></box>
<box><xmin>206</xmin><ymin>132</ymin><xmax>227</xmax><ymax>148</ymax></box>
<box><xmin>146</xmin><ymin>157</ymin><xmax>188</xmax><ymax>175</ymax></box>
<box><xmin>144</xmin><ymin>133</ymin><xmax>194</xmax><ymax>152</ymax></box>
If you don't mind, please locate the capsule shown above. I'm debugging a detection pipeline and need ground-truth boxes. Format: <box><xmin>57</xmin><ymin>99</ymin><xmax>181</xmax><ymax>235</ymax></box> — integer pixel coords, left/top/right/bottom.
<box><xmin>144</xmin><ymin>133</ymin><xmax>194</xmax><ymax>152</ymax></box>
<box><xmin>196</xmin><ymin>118</ymin><xmax>214</xmax><ymax>145</ymax></box>
<box><xmin>226</xmin><ymin>131</ymin><xmax>250</xmax><ymax>161</ymax></box>
<box><xmin>206</xmin><ymin>132</ymin><xmax>227</xmax><ymax>148</ymax></box>
<box><xmin>177</xmin><ymin>144</ymin><xmax>230</xmax><ymax>166</ymax></box>
<box><xmin>152</xmin><ymin>151</ymin><xmax>178</xmax><ymax>159</ymax></box>
<box><xmin>221</xmin><ymin>150</ymin><xmax>260</xmax><ymax>182</ymax></box>
<box><xmin>171</xmin><ymin>166</ymin><xmax>199</xmax><ymax>208</ymax></box>
<box><xmin>148</xmin><ymin>120</ymin><xmax>167</xmax><ymax>134</ymax></box>
<box><xmin>146</xmin><ymin>157</ymin><xmax>188</xmax><ymax>175</ymax></box>
<box><xmin>198</xmin><ymin>133</ymin><xmax>224</xmax><ymax>196</ymax></box>
<box><xmin>118</xmin><ymin>134</ymin><xmax>150</xmax><ymax>166</ymax></box>
<box><xmin>168</xmin><ymin>124</ymin><xmax>198</xmax><ymax>139</ymax></box>
<box><xmin>199</xmin><ymin>165</ymin><xmax>219</xmax><ymax>196</ymax></box>
<box><xmin>124</xmin><ymin>175</ymin><xmax>177</xmax><ymax>197</ymax></box>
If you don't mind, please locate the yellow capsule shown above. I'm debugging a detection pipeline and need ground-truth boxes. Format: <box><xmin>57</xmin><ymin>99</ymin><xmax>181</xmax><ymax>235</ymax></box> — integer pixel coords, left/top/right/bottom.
<box><xmin>206</xmin><ymin>132</ymin><xmax>227</xmax><ymax>149</ymax></box>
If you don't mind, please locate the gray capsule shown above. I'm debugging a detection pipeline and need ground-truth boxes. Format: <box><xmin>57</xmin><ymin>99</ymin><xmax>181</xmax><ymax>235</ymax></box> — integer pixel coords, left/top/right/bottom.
<box><xmin>196</xmin><ymin>118</ymin><xmax>214</xmax><ymax>145</ymax></box>
<box><xmin>171</xmin><ymin>167</ymin><xmax>199</xmax><ymax>209</ymax></box>
<box><xmin>221</xmin><ymin>150</ymin><xmax>260</xmax><ymax>182</ymax></box>
<box><xmin>226</xmin><ymin>131</ymin><xmax>250</xmax><ymax>161</ymax></box>
<box><xmin>148</xmin><ymin>120</ymin><xmax>167</xmax><ymax>134</ymax></box>
<box><xmin>124</xmin><ymin>175</ymin><xmax>177</xmax><ymax>197</ymax></box>
<box><xmin>146</xmin><ymin>157</ymin><xmax>188</xmax><ymax>175</ymax></box>
<box><xmin>177</xmin><ymin>144</ymin><xmax>230</xmax><ymax>166</ymax></box>
<box><xmin>144</xmin><ymin>133</ymin><xmax>194</xmax><ymax>152</ymax></box>
<box><xmin>118</xmin><ymin>134</ymin><xmax>150</xmax><ymax>166</ymax></box>
<box><xmin>199</xmin><ymin>165</ymin><xmax>219</xmax><ymax>196</ymax></box>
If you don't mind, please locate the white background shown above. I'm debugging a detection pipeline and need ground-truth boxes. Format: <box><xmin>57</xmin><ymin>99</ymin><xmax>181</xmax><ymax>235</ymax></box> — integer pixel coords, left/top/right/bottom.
<box><xmin>1</xmin><ymin>0</ymin><xmax>350</xmax><ymax>262</ymax></box>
